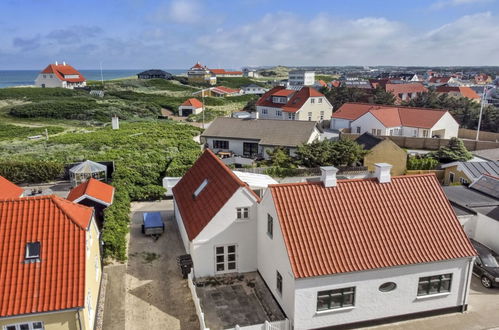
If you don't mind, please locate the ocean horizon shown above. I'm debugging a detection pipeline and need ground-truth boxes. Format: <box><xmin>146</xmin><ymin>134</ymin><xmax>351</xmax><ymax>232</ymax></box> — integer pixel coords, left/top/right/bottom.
<box><xmin>0</xmin><ymin>69</ymin><xmax>186</xmax><ymax>88</ymax></box>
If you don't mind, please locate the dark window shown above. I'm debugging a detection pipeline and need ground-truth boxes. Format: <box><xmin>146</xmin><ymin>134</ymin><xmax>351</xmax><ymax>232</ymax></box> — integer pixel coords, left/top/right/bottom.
<box><xmin>267</xmin><ymin>214</ymin><xmax>273</xmax><ymax>238</ymax></box>
<box><xmin>25</xmin><ymin>242</ymin><xmax>40</xmax><ymax>260</ymax></box>
<box><xmin>379</xmin><ymin>282</ymin><xmax>397</xmax><ymax>292</ymax></box>
<box><xmin>236</xmin><ymin>207</ymin><xmax>249</xmax><ymax>220</ymax></box>
<box><xmin>243</xmin><ymin>142</ymin><xmax>259</xmax><ymax>157</ymax></box>
<box><xmin>417</xmin><ymin>274</ymin><xmax>452</xmax><ymax>296</ymax></box>
<box><xmin>276</xmin><ymin>271</ymin><xmax>283</xmax><ymax>295</ymax></box>
<box><xmin>317</xmin><ymin>287</ymin><xmax>355</xmax><ymax>311</ymax></box>
<box><xmin>213</xmin><ymin>140</ymin><xmax>229</xmax><ymax>149</ymax></box>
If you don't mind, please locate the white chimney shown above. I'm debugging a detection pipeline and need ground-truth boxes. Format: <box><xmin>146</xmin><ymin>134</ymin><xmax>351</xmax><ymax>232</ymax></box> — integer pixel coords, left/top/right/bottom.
<box><xmin>55</xmin><ymin>61</ymin><xmax>58</xmax><ymax>65</ymax></box>
<box><xmin>112</xmin><ymin>116</ymin><xmax>119</xmax><ymax>130</ymax></box>
<box><xmin>320</xmin><ymin>166</ymin><xmax>338</xmax><ymax>188</ymax></box>
<box><xmin>374</xmin><ymin>163</ymin><xmax>392</xmax><ymax>183</ymax></box>
<box><xmin>63</xmin><ymin>61</ymin><xmax>66</xmax><ymax>66</ymax></box>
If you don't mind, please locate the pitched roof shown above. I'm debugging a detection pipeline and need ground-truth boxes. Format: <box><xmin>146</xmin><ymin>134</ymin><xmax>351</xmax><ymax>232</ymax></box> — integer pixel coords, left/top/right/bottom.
<box><xmin>0</xmin><ymin>195</ymin><xmax>93</xmax><ymax>317</ymax></box>
<box><xmin>0</xmin><ymin>176</ymin><xmax>24</xmax><ymax>199</ymax></box>
<box><xmin>452</xmin><ymin>161</ymin><xmax>499</xmax><ymax>179</ymax></box>
<box><xmin>40</xmin><ymin>63</ymin><xmax>85</xmax><ymax>83</ymax></box>
<box><xmin>270</xmin><ymin>174</ymin><xmax>476</xmax><ymax>278</ymax></box>
<box><xmin>332</xmin><ymin>103</ymin><xmax>450</xmax><ymax>128</ymax></box>
<box><xmin>212</xmin><ymin>86</ymin><xmax>240</xmax><ymax>94</ymax></box>
<box><xmin>172</xmin><ymin>150</ymin><xmax>258</xmax><ymax>240</ymax></box>
<box><xmin>429</xmin><ymin>77</ymin><xmax>452</xmax><ymax>84</ymax></box>
<box><xmin>67</xmin><ymin>178</ymin><xmax>115</xmax><ymax>206</ymax></box>
<box><xmin>435</xmin><ymin>86</ymin><xmax>480</xmax><ymax>99</ymax></box>
<box><xmin>385</xmin><ymin>83</ymin><xmax>428</xmax><ymax>95</ymax></box>
<box><xmin>180</xmin><ymin>98</ymin><xmax>203</xmax><ymax>108</ymax></box>
<box><xmin>201</xmin><ymin>117</ymin><xmax>318</xmax><ymax>147</ymax></box>
<box><xmin>256</xmin><ymin>86</ymin><xmax>326</xmax><ymax>113</ymax></box>
<box><xmin>355</xmin><ymin>132</ymin><xmax>384</xmax><ymax>150</ymax></box>
<box><xmin>443</xmin><ymin>184</ymin><xmax>499</xmax><ymax>221</ymax></box>
<box><xmin>472</xmin><ymin>148</ymin><xmax>499</xmax><ymax>161</ymax></box>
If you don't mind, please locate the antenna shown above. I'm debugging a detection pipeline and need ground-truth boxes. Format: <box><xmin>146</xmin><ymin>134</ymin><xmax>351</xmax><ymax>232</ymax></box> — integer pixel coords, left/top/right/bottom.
<box><xmin>100</xmin><ymin>61</ymin><xmax>104</xmax><ymax>89</ymax></box>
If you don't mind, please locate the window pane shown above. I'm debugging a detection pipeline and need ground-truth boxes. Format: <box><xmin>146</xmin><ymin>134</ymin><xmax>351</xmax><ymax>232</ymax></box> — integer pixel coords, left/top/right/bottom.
<box><xmin>6</xmin><ymin>326</ymin><xmax>16</xmax><ymax>330</ymax></box>
<box><xmin>316</xmin><ymin>296</ymin><xmax>330</xmax><ymax>311</ymax></box>
<box><xmin>20</xmin><ymin>325</ymin><xmax>30</xmax><ymax>330</ymax></box>
<box><xmin>228</xmin><ymin>262</ymin><xmax>236</xmax><ymax>270</ymax></box>
<box><xmin>343</xmin><ymin>292</ymin><xmax>354</xmax><ymax>306</ymax></box>
<box><xmin>216</xmin><ymin>255</ymin><xmax>224</xmax><ymax>263</ymax></box>
<box><xmin>228</xmin><ymin>245</ymin><xmax>235</xmax><ymax>253</ymax></box>
<box><xmin>32</xmin><ymin>323</ymin><xmax>44</xmax><ymax>329</ymax></box>
<box><xmin>441</xmin><ymin>279</ymin><xmax>451</xmax><ymax>292</ymax></box>
<box><xmin>330</xmin><ymin>294</ymin><xmax>343</xmax><ymax>309</ymax></box>
<box><xmin>216</xmin><ymin>246</ymin><xmax>224</xmax><ymax>254</ymax></box>
<box><xmin>418</xmin><ymin>281</ymin><xmax>429</xmax><ymax>296</ymax></box>
<box><xmin>217</xmin><ymin>264</ymin><xmax>225</xmax><ymax>271</ymax></box>
<box><xmin>429</xmin><ymin>279</ymin><xmax>440</xmax><ymax>294</ymax></box>
<box><xmin>228</xmin><ymin>254</ymin><xmax>235</xmax><ymax>262</ymax></box>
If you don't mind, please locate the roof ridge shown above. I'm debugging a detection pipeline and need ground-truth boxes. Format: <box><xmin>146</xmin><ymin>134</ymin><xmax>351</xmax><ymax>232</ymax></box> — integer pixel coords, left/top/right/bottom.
<box><xmin>50</xmin><ymin>195</ymin><xmax>92</xmax><ymax>230</ymax></box>
<box><xmin>344</xmin><ymin>102</ymin><xmax>449</xmax><ymax>113</ymax></box>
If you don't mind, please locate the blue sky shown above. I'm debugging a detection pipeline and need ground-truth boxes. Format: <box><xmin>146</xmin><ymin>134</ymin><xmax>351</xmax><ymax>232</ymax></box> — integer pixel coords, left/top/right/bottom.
<box><xmin>1</xmin><ymin>0</ymin><xmax>499</xmax><ymax>69</ymax></box>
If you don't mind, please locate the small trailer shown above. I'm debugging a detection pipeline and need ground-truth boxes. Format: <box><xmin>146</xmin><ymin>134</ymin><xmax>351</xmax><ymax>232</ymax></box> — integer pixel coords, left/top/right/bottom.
<box><xmin>141</xmin><ymin>212</ymin><xmax>165</xmax><ymax>239</ymax></box>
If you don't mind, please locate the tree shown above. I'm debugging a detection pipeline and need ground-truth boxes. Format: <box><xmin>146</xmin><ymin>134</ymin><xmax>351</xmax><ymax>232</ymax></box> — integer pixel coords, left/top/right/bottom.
<box><xmin>429</xmin><ymin>137</ymin><xmax>473</xmax><ymax>163</ymax></box>
<box><xmin>243</xmin><ymin>98</ymin><xmax>257</xmax><ymax>112</ymax></box>
<box><xmin>322</xmin><ymin>86</ymin><xmax>370</xmax><ymax>110</ymax></box>
<box><xmin>296</xmin><ymin>139</ymin><xmax>368</xmax><ymax>167</ymax></box>
<box><xmin>372</xmin><ymin>86</ymin><xmax>396</xmax><ymax>105</ymax></box>
<box><xmin>266</xmin><ymin>147</ymin><xmax>295</xmax><ymax>168</ymax></box>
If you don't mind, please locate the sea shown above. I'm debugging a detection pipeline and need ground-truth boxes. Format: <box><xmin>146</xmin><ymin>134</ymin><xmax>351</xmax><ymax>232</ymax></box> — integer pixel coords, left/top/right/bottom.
<box><xmin>0</xmin><ymin>69</ymin><xmax>186</xmax><ymax>88</ymax></box>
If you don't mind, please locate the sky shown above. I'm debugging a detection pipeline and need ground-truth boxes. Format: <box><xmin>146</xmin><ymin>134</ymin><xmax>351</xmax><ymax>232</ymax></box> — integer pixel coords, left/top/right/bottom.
<box><xmin>1</xmin><ymin>0</ymin><xmax>499</xmax><ymax>69</ymax></box>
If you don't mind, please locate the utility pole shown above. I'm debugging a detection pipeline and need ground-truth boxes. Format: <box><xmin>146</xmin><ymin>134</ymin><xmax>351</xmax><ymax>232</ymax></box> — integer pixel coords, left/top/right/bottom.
<box><xmin>476</xmin><ymin>86</ymin><xmax>488</xmax><ymax>141</ymax></box>
<box><xmin>201</xmin><ymin>88</ymin><xmax>206</xmax><ymax>129</ymax></box>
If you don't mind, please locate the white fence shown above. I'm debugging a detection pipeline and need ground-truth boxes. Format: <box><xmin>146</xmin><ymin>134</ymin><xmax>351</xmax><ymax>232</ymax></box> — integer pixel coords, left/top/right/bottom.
<box><xmin>188</xmin><ymin>272</ymin><xmax>210</xmax><ymax>330</ymax></box>
<box><xmin>229</xmin><ymin>319</ymin><xmax>290</xmax><ymax>330</ymax></box>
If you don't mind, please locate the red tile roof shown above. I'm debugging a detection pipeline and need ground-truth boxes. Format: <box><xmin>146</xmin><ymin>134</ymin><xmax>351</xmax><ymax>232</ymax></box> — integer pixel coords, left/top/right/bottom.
<box><xmin>191</xmin><ymin>62</ymin><xmax>207</xmax><ymax>70</ymax></box>
<box><xmin>436</xmin><ymin>86</ymin><xmax>480</xmax><ymax>99</ymax></box>
<box><xmin>270</xmin><ymin>174</ymin><xmax>476</xmax><ymax>278</ymax></box>
<box><xmin>0</xmin><ymin>195</ymin><xmax>93</xmax><ymax>317</ymax></box>
<box><xmin>209</xmin><ymin>69</ymin><xmax>243</xmax><ymax>75</ymax></box>
<box><xmin>40</xmin><ymin>63</ymin><xmax>85</xmax><ymax>83</ymax></box>
<box><xmin>212</xmin><ymin>86</ymin><xmax>241</xmax><ymax>94</ymax></box>
<box><xmin>67</xmin><ymin>178</ymin><xmax>115</xmax><ymax>206</ymax></box>
<box><xmin>332</xmin><ymin>103</ymin><xmax>450</xmax><ymax>128</ymax></box>
<box><xmin>0</xmin><ymin>176</ymin><xmax>24</xmax><ymax>199</ymax></box>
<box><xmin>209</xmin><ymin>69</ymin><xmax>225</xmax><ymax>74</ymax></box>
<box><xmin>256</xmin><ymin>86</ymin><xmax>326</xmax><ymax>113</ymax></box>
<box><xmin>385</xmin><ymin>83</ymin><xmax>427</xmax><ymax>96</ymax></box>
<box><xmin>172</xmin><ymin>150</ymin><xmax>259</xmax><ymax>241</ymax></box>
<box><xmin>429</xmin><ymin>77</ymin><xmax>452</xmax><ymax>84</ymax></box>
<box><xmin>180</xmin><ymin>98</ymin><xmax>204</xmax><ymax>108</ymax></box>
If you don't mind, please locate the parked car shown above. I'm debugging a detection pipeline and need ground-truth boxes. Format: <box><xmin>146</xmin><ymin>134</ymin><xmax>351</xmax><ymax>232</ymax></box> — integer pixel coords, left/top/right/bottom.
<box><xmin>471</xmin><ymin>239</ymin><xmax>499</xmax><ymax>288</ymax></box>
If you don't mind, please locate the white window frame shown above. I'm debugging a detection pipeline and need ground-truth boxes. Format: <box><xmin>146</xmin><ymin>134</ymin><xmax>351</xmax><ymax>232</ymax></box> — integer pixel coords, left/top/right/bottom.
<box><xmin>236</xmin><ymin>207</ymin><xmax>249</xmax><ymax>220</ymax></box>
<box><xmin>310</xmin><ymin>98</ymin><xmax>315</xmax><ymax>104</ymax></box>
<box><xmin>276</xmin><ymin>110</ymin><xmax>282</xmax><ymax>117</ymax></box>
<box><xmin>3</xmin><ymin>322</ymin><xmax>44</xmax><ymax>330</ymax></box>
<box><xmin>262</xmin><ymin>108</ymin><xmax>268</xmax><ymax>115</ymax></box>
<box><xmin>214</xmin><ymin>244</ymin><xmax>238</xmax><ymax>274</ymax></box>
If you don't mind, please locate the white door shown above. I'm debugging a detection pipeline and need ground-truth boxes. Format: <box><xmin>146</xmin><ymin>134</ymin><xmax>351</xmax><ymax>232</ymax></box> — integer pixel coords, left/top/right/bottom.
<box><xmin>215</xmin><ymin>245</ymin><xmax>237</xmax><ymax>273</ymax></box>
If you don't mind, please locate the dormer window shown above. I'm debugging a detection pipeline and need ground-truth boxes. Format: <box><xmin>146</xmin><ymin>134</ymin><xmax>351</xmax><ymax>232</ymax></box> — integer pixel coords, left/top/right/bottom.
<box><xmin>25</xmin><ymin>242</ymin><xmax>41</xmax><ymax>260</ymax></box>
<box><xmin>193</xmin><ymin>179</ymin><xmax>208</xmax><ymax>198</ymax></box>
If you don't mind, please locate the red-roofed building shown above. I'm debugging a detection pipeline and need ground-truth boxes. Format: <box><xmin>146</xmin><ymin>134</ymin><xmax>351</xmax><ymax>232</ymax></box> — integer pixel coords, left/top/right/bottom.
<box><xmin>385</xmin><ymin>83</ymin><xmax>428</xmax><ymax>103</ymax></box>
<box><xmin>331</xmin><ymin>103</ymin><xmax>459</xmax><ymax>138</ymax></box>
<box><xmin>436</xmin><ymin>86</ymin><xmax>481</xmax><ymax>102</ymax></box>
<box><xmin>187</xmin><ymin>62</ymin><xmax>216</xmax><ymax>85</ymax></box>
<box><xmin>35</xmin><ymin>62</ymin><xmax>86</xmax><ymax>89</ymax></box>
<box><xmin>475</xmin><ymin>73</ymin><xmax>492</xmax><ymax>85</ymax></box>
<box><xmin>256</xmin><ymin>86</ymin><xmax>332</xmax><ymax>121</ymax></box>
<box><xmin>0</xmin><ymin>176</ymin><xmax>24</xmax><ymax>199</ymax></box>
<box><xmin>208</xmin><ymin>68</ymin><xmax>243</xmax><ymax>77</ymax></box>
<box><xmin>428</xmin><ymin>76</ymin><xmax>459</xmax><ymax>86</ymax></box>
<box><xmin>0</xmin><ymin>195</ymin><xmax>101</xmax><ymax>330</ymax></box>
<box><xmin>258</xmin><ymin>166</ymin><xmax>476</xmax><ymax>329</ymax></box>
<box><xmin>178</xmin><ymin>98</ymin><xmax>204</xmax><ymax>116</ymax></box>
<box><xmin>67</xmin><ymin>178</ymin><xmax>115</xmax><ymax>224</ymax></box>
<box><xmin>173</xmin><ymin>149</ymin><xmax>260</xmax><ymax>277</ymax></box>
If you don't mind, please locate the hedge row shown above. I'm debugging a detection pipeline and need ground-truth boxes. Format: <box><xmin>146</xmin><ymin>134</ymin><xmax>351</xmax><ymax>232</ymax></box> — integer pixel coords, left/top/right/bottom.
<box><xmin>0</xmin><ymin>160</ymin><xmax>65</xmax><ymax>183</ymax></box>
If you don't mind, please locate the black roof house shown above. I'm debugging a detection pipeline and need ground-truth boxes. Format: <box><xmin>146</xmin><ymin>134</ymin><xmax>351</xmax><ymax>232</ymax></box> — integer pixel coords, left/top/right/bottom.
<box><xmin>137</xmin><ymin>69</ymin><xmax>173</xmax><ymax>80</ymax></box>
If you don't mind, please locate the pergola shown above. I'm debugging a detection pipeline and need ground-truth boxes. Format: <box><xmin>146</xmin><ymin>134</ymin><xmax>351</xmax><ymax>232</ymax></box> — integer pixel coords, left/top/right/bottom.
<box><xmin>69</xmin><ymin>160</ymin><xmax>107</xmax><ymax>187</ymax></box>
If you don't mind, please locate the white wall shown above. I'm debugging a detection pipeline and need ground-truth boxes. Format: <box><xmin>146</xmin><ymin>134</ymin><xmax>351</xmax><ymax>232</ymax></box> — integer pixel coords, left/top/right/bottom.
<box><xmin>431</xmin><ymin>112</ymin><xmax>459</xmax><ymax>139</ymax></box>
<box><xmin>179</xmin><ymin>105</ymin><xmax>203</xmax><ymax>116</ymax></box>
<box><xmin>351</xmin><ymin>112</ymin><xmax>388</xmax><ymax>136</ymax></box>
<box><xmin>257</xmin><ymin>97</ymin><xmax>332</xmax><ymax>122</ymax></box>
<box><xmin>457</xmin><ymin>214</ymin><xmax>478</xmax><ymax>239</ymax></box>
<box><xmin>293</xmin><ymin>258</ymin><xmax>473</xmax><ymax>330</ymax></box>
<box><xmin>331</xmin><ymin>118</ymin><xmax>352</xmax><ymax>130</ymax></box>
<box><xmin>190</xmin><ymin>187</ymin><xmax>259</xmax><ymax>278</ymax></box>
<box><xmin>470</xmin><ymin>213</ymin><xmax>499</xmax><ymax>252</ymax></box>
<box><xmin>206</xmin><ymin>138</ymin><xmax>263</xmax><ymax>157</ymax></box>
<box><xmin>257</xmin><ymin>189</ymin><xmax>296</xmax><ymax>322</ymax></box>
<box><xmin>173</xmin><ymin>197</ymin><xmax>191</xmax><ymax>253</ymax></box>
<box><xmin>257</xmin><ymin>106</ymin><xmax>284</xmax><ymax>120</ymax></box>
<box><xmin>35</xmin><ymin>74</ymin><xmax>63</xmax><ymax>88</ymax></box>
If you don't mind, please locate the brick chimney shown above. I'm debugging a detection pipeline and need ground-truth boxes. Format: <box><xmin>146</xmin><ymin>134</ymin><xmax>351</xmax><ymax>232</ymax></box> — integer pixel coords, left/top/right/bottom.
<box><xmin>320</xmin><ymin>166</ymin><xmax>338</xmax><ymax>187</ymax></box>
<box><xmin>374</xmin><ymin>163</ymin><xmax>392</xmax><ymax>183</ymax></box>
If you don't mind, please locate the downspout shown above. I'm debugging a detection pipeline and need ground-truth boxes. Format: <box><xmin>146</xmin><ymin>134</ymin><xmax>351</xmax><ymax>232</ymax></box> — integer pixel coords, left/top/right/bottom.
<box><xmin>461</xmin><ymin>257</ymin><xmax>474</xmax><ymax>313</ymax></box>
<box><xmin>76</xmin><ymin>307</ymin><xmax>84</xmax><ymax>330</ymax></box>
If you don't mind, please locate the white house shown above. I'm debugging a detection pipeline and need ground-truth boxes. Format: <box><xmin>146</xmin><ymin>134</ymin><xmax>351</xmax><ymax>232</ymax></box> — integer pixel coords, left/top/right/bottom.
<box><xmin>172</xmin><ymin>150</ymin><xmax>260</xmax><ymax>278</ymax></box>
<box><xmin>257</xmin><ymin>165</ymin><xmax>476</xmax><ymax>329</ymax></box>
<box><xmin>288</xmin><ymin>70</ymin><xmax>315</xmax><ymax>87</ymax></box>
<box><xmin>256</xmin><ymin>86</ymin><xmax>332</xmax><ymax>122</ymax></box>
<box><xmin>241</xmin><ymin>84</ymin><xmax>268</xmax><ymax>95</ymax></box>
<box><xmin>331</xmin><ymin>103</ymin><xmax>459</xmax><ymax>139</ymax></box>
<box><xmin>178</xmin><ymin>98</ymin><xmax>203</xmax><ymax>116</ymax></box>
<box><xmin>200</xmin><ymin>117</ymin><xmax>320</xmax><ymax>159</ymax></box>
<box><xmin>35</xmin><ymin>62</ymin><xmax>86</xmax><ymax>89</ymax></box>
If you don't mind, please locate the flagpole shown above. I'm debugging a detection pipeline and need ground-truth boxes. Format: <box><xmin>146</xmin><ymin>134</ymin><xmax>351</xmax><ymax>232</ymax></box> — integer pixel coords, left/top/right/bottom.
<box><xmin>476</xmin><ymin>86</ymin><xmax>487</xmax><ymax>141</ymax></box>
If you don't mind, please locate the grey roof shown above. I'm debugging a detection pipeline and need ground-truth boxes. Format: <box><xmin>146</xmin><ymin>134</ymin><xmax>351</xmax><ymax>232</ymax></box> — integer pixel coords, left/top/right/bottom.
<box><xmin>355</xmin><ymin>132</ymin><xmax>383</xmax><ymax>150</ymax></box>
<box><xmin>472</xmin><ymin>148</ymin><xmax>499</xmax><ymax>161</ymax></box>
<box><xmin>201</xmin><ymin>117</ymin><xmax>317</xmax><ymax>147</ymax></box>
<box><xmin>459</xmin><ymin>161</ymin><xmax>499</xmax><ymax>179</ymax></box>
<box><xmin>443</xmin><ymin>185</ymin><xmax>499</xmax><ymax>221</ymax></box>
<box><xmin>469</xmin><ymin>175</ymin><xmax>499</xmax><ymax>198</ymax></box>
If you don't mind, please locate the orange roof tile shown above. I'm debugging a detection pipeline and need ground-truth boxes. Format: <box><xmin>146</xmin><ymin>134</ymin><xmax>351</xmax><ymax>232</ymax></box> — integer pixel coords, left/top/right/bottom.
<box><xmin>180</xmin><ymin>98</ymin><xmax>203</xmax><ymax>108</ymax></box>
<box><xmin>0</xmin><ymin>195</ymin><xmax>93</xmax><ymax>317</ymax></box>
<box><xmin>385</xmin><ymin>83</ymin><xmax>427</xmax><ymax>95</ymax></box>
<box><xmin>172</xmin><ymin>150</ymin><xmax>259</xmax><ymax>240</ymax></box>
<box><xmin>270</xmin><ymin>174</ymin><xmax>476</xmax><ymax>278</ymax></box>
<box><xmin>0</xmin><ymin>176</ymin><xmax>24</xmax><ymax>199</ymax></box>
<box><xmin>436</xmin><ymin>86</ymin><xmax>480</xmax><ymax>99</ymax></box>
<box><xmin>67</xmin><ymin>178</ymin><xmax>114</xmax><ymax>206</ymax></box>
<box><xmin>40</xmin><ymin>63</ymin><xmax>85</xmax><ymax>83</ymax></box>
<box><xmin>256</xmin><ymin>86</ymin><xmax>326</xmax><ymax>113</ymax></box>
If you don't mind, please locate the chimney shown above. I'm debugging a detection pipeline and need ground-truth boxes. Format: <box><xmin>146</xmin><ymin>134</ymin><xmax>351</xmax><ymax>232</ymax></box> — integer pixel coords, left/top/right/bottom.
<box><xmin>320</xmin><ymin>166</ymin><xmax>338</xmax><ymax>188</ymax></box>
<box><xmin>63</xmin><ymin>61</ymin><xmax>66</xmax><ymax>66</ymax></box>
<box><xmin>374</xmin><ymin>163</ymin><xmax>392</xmax><ymax>183</ymax></box>
<box><xmin>55</xmin><ymin>61</ymin><xmax>58</xmax><ymax>65</ymax></box>
<box><xmin>112</xmin><ymin>116</ymin><xmax>119</xmax><ymax>130</ymax></box>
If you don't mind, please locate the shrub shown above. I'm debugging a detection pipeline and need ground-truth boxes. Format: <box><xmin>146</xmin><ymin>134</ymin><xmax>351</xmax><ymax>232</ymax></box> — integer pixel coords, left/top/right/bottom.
<box><xmin>407</xmin><ymin>157</ymin><xmax>439</xmax><ymax>170</ymax></box>
<box><xmin>0</xmin><ymin>160</ymin><xmax>65</xmax><ymax>183</ymax></box>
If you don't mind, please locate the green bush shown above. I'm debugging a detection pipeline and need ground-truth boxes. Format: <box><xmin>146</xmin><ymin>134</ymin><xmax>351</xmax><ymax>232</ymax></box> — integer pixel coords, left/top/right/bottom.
<box><xmin>0</xmin><ymin>160</ymin><xmax>64</xmax><ymax>183</ymax></box>
<box><xmin>0</xmin><ymin>124</ymin><xmax>64</xmax><ymax>141</ymax></box>
<box><xmin>407</xmin><ymin>157</ymin><xmax>439</xmax><ymax>170</ymax></box>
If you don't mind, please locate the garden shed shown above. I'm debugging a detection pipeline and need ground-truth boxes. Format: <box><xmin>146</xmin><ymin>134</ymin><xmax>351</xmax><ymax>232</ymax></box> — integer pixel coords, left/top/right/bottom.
<box><xmin>69</xmin><ymin>160</ymin><xmax>108</xmax><ymax>187</ymax></box>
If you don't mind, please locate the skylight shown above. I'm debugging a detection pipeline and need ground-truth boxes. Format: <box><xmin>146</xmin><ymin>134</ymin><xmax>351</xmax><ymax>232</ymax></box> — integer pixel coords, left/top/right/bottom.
<box><xmin>25</xmin><ymin>242</ymin><xmax>41</xmax><ymax>260</ymax></box>
<box><xmin>193</xmin><ymin>179</ymin><xmax>208</xmax><ymax>198</ymax></box>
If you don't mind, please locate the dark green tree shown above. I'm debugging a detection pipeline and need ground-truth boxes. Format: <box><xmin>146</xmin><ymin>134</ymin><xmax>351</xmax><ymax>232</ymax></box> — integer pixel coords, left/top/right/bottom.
<box><xmin>296</xmin><ymin>139</ymin><xmax>368</xmax><ymax>167</ymax></box>
<box><xmin>429</xmin><ymin>137</ymin><xmax>473</xmax><ymax>163</ymax></box>
<box><xmin>372</xmin><ymin>86</ymin><xmax>396</xmax><ymax>105</ymax></box>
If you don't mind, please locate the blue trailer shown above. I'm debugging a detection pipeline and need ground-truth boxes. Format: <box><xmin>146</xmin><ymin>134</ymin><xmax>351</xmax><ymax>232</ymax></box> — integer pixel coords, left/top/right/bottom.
<box><xmin>142</xmin><ymin>212</ymin><xmax>165</xmax><ymax>238</ymax></box>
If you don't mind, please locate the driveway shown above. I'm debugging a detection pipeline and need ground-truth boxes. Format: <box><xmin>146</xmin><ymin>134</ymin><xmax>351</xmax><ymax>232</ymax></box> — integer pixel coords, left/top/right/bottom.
<box><xmin>366</xmin><ymin>276</ymin><xmax>499</xmax><ymax>330</ymax></box>
<box><xmin>123</xmin><ymin>200</ymin><xmax>199</xmax><ymax>330</ymax></box>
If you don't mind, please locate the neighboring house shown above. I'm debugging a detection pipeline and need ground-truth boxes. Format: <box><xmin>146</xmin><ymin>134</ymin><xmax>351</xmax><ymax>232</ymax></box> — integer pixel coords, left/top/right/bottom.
<box><xmin>0</xmin><ymin>176</ymin><xmax>24</xmax><ymax>199</ymax></box>
<box><xmin>67</xmin><ymin>178</ymin><xmax>115</xmax><ymax>224</ymax></box>
<box><xmin>428</xmin><ymin>76</ymin><xmax>459</xmax><ymax>86</ymax></box>
<box><xmin>172</xmin><ymin>150</ymin><xmax>260</xmax><ymax>278</ymax></box>
<box><xmin>256</xmin><ymin>86</ymin><xmax>333</xmax><ymax>121</ymax></box>
<box><xmin>178</xmin><ymin>98</ymin><xmax>203</xmax><ymax>116</ymax></box>
<box><xmin>441</xmin><ymin>161</ymin><xmax>499</xmax><ymax>185</ymax></box>
<box><xmin>137</xmin><ymin>69</ymin><xmax>173</xmax><ymax>80</ymax></box>
<box><xmin>243</xmin><ymin>68</ymin><xmax>260</xmax><ymax>78</ymax></box>
<box><xmin>355</xmin><ymin>132</ymin><xmax>407</xmax><ymax>175</ymax></box>
<box><xmin>342</xmin><ymin>80</ymin><xmax>373</xmax><ymax>89</ymax></box>
<box><xmin>209</xmin><ymin>68</ymin><xmax>243</xmax><ymax>77</ymax></box>
<box><xmin>201</xmin><ymin>117</ymin><xmax>320</xmax><ymax>159</ymax></box>
<box><xmin>288</xmin><ymin>70</ymin><xmax>315</xmax><ymax>87</ymax></box>
<box><xmin>35</xmin><ymin>62</ymin><xmax>86</xmax><ymax>89</ymax></box>
<box><xmin>314</xmin><ymin>80</ymin><xmax>328</xmax><ymax>89</ymax></box>
<box><xmin>0</xmin><ymin>195</ymin><xmax>101</xmax><ymax>330</ymax></box>
<box><xmin>475</xmin><ymin>74</ymin><xmax>492</xmax><ymax>85</ymax></box>
<box><xmin>473</xmin><ymin>148</ymin><xmax>499</xmax><ymax>161</ymax></box>
<box><xmin>331</xmin><ymin>103</ymin><xmax>459</xmax><ymax>139</ymax></box>
<box><xmin>435</xmin><ymin>86</ymin><xmax>481</xmax><ymax>102</ymax></box>
<box><xmin>193</xmin><ymin>86</ymin><xmax>241</xmax><ymax>97</ymax></box>
<box><xmin>241</xmin><ymin>84</ymin><xmax>268</xmax><ymax>95</ymax></box>
<box><xmin>232</xmin><ymin>171</ymin><xmax>278</xmax><ymax>198</ymax></box>
<box><xmin>385</xmin><ymin>83</ymin><xmax>428</xmax><ymax>103</ymax></box>
<box><xmin>258</xmin><ymin>166</ymin><xmax>476</xmax><ymax>329</ymax></box>
<box><xmin>187</xmin><ymin>62</ymin><xmax>216</xmax><ymax>85</ymax></box>
<box><xmin>410</xmin><ymin>74</ymin><xmax>424</xmax><ymax>82</ymax></box>
<box><xmin>443</xmin><ymin>174</ymin><xmax>499</xmax><ymax>252</ymax></box>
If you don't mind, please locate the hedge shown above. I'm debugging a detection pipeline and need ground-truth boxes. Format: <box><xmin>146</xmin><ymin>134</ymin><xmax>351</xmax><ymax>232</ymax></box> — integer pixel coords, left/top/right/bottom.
<box><xmin>0</xmin><ymin>160</ymin><xmax>65</xmax><ymax>183</ymax></box>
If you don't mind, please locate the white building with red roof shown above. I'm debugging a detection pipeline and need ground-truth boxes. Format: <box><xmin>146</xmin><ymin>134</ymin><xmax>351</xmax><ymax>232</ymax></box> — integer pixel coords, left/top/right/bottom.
<box><xmin>331</xmin><ymin>103</ymin><xmax>459</xmax><ymax>139</ymax></box>
<box><xmin>256</xmin><ymin>86</ymin><xmax>332</xmax><ymax>121</ymax></box>
<box><xmin>178</xmin><ymin>98</ymin><xmax>204</xmax><ymax>116</ymax></box>
<box><xmin>35</xmin><ymin>61</ymin><xmax>86</xmax><ymax>89</ymax></box>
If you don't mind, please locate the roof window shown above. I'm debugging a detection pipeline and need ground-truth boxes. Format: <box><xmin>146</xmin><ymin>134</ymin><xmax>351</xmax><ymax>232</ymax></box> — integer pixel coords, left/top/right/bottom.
<box><xmin>193</xmin><ymin>179</ymin><xmax>208</xmax><ymax>198</ymax></box>
<box><xmin>25</xmin><ymin>242</ymin><xmax>41</xmax><ymax>261</ymax></box>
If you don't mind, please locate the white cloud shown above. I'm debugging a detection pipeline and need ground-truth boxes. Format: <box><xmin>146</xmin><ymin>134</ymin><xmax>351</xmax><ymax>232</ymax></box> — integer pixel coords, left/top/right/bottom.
<box><xmin>154</xmin><ymin>0</ymin><xmax>202</xmax><ymax>24</ymax></box>
<box><xmin>431</xmin><ymin>0</ymin><xmax>494</xmax><ymax>10</ymax></box>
